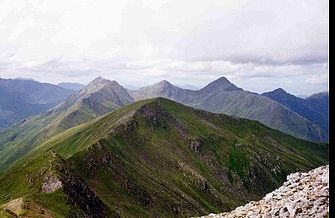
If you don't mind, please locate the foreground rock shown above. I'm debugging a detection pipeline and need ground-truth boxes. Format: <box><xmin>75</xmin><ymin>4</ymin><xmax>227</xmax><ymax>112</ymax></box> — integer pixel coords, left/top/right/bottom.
<box><xmin>197</xmin><ymin>165</ymin><xmax>329</xmax><ymax>218</ymax></box>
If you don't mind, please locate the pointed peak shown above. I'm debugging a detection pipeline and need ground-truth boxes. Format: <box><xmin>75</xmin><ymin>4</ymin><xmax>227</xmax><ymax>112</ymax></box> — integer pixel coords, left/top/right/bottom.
<box><xmin>90</xmin><ymin>77</ymin><xmax>110</xmax><ymax>84</ymax></box>
<box><xmin>263</xmin><ymin>88</ymin><xmax>297</xmax><ymax>98</ymax></box>
<box><xmin>157</xmin><ymin>80</ymin><xmax>172</xmax><ymax>86</ymax></box>
<box><xmin>263</xmin><ymin>88</ymin><xmax>294</xmax><ymax>97</ymax></box>
<box><xmin>273</xmin><ymin>88</ymin><xmax>287</xmax><ymax>93</ymax></box>
<box><xmin>82</xmin><ymin>77</ymin><xmax>122</xmax><ymax>94</ymax></box>
<box><xmin>215</xmin><ymin>76</ymin><xmax>231</xmax><ymax>83</ymax></box>
<box><xmin>150</xmin><ymin>80</ymin><xmax>175</xmax><ymax>89</ymax></box>
<box><xmin>87</xmin><ymin>77</ymin><xmax>121</xmax><ymax>86</ymax></box>
<box><xmin>209</xmin><ymin>77</ymin><xmax>236</xmax><ymax>87</ymax></box>
<box><xmin>202</xmin><ymin>76</ymin><xmax>242</xmax><ymax>92</ymax></box>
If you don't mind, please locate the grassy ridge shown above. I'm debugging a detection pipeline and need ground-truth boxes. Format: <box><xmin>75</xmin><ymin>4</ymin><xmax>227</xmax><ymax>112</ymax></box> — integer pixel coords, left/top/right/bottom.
<box><xmin>0</xmin><ymin>98</ymin><xmax>328</xmax><ymax>217</ymax></box>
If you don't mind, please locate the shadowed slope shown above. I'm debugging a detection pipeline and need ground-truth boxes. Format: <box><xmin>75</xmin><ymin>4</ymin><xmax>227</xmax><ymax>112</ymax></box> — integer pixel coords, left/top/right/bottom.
<box><xmin>263</xmin><ymin>88</ymin><xmax>329</xmax><ymax>134</ymax></box>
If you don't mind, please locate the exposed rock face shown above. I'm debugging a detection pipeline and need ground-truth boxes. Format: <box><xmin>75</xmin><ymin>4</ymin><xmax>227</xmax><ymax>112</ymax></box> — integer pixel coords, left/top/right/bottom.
<box><xmin>41</xmin><ymin>174</ymin><xmax>63</xmax><ymax>193</ymax></box>
<box><xmin>190</xmin><ymin>138</ymin><xmax>203</xmax><ymax>154</ymax></box>
<box><xmin>197</xmin><ymin>165</ymin><xmax>329</xmax><ymax>218</ymax></box>
<box><xmin>62</xmin><ymin>174</ymin><xmax>108</xmax><ymax>217</ymax></box>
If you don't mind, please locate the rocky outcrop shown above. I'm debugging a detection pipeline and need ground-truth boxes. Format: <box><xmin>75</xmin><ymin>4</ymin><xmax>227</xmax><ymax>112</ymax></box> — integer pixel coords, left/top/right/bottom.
<box><xmin>190</xmin><ymin>138</ymin><xmax>203</xmax><ymax>154</ymax></box>
<box><xmin>62</xmin><ymin>174</ymin><xmax>108</xmax><ymax>218</ymax></box>
<box><xmin>197</xmin><ymin>165</ymin><xmax>329</xmax><ymax>218</ymax></box>
<box><xmin>41</xmin><ymin>173</ymin><xmax>63</xmax><ymax>193</ymax></box>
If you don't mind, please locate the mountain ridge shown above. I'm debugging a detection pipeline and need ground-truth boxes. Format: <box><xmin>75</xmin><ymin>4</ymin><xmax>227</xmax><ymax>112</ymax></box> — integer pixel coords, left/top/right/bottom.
<box><xmin>262</xmin><ymin>89</ymin><xmax>329</xmax><ymax>134</ymax></box>
<box><xmin>128</xmin><ymin>77</ymin><xmax>327</xmax><ymax>142</ymax></box>
<box><xmin>0</xmin><ymin>77</ymin><xmax>134</xmax><ymax>172</ymax></box>
<box><xmin>0</xmin><ymin>97</ymin><xmax>328</xmax><ymax>217</ymax></box>
<box><xmin>0</xmin><ymin>77</ymin><xmax>328</xmax><ymax>174</ymax></box>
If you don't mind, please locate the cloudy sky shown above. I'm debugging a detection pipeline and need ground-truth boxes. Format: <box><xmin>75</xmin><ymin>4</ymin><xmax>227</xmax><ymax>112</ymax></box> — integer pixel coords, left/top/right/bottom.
<box><xmin>0</xmin><ymin>0</ymin><xmax>328</xmax><ymax>95</ymax></box>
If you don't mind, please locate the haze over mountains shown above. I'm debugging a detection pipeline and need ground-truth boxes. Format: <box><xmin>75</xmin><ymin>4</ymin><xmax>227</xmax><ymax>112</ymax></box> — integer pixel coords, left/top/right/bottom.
<box><xmin>0</xmin><ymin>78</ymin><xmax>74</xmax><ymax>131</ymax></box>
<box><xmin>57</xmin><ymin>82</ymin><xmax>85</xmax><ymax>91</ymax></box>
<box><xmin>0</xmin><ymin>76</ymin><xmax>328</xmax><ymax>174</ymax></box>
<box><xmin>0</xmin><ymin>77</ymin><xmax>328</xmax><ymax>142</ymax></box>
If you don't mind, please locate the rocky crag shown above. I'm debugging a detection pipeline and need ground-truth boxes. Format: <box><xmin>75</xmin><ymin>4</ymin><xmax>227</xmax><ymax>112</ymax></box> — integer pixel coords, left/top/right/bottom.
<box><xmin>197</xmin><ymin>165</ymin><xmax>329</xmax><ymax>218</ymax></box>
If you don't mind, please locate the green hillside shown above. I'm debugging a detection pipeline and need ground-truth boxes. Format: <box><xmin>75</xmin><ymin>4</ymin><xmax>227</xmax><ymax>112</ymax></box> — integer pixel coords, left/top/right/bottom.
<box><xmin>0</xmin><ymin>77</ymin><xmax>134</xmax><ymax>172</ymax></box>
<box><xmin>0</xmin><ymin>98</ymin><xmax>328</xmax><ymax>217</ymax></box>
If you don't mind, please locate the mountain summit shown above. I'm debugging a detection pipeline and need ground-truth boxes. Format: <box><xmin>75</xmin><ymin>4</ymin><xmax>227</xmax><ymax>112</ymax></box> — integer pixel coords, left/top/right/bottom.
<box><xmin>200</xmin><ymin>77</ymin><xmax>243</xmax><ymax>92</ymax></box>
<box><xmin>270</xmin><ymin>88</ymin><xmax>287</xmax><ymax>94</ymax></box>
<box><xmin>129</xmin><ymin>80</ymin><xmax>193</xmax><ymax>101</ymax></box>
<box><xmin>262</xmin><ymin>89</ymin><xmax>329</xmax><ymax>135</ymax></box>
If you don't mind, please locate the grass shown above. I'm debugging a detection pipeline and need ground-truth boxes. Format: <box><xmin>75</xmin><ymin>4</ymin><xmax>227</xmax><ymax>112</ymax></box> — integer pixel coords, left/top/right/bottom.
<box><xmin>0</xmin><ymin>98</ymin><xmax>329</xmax><ymax>217</ymax></box>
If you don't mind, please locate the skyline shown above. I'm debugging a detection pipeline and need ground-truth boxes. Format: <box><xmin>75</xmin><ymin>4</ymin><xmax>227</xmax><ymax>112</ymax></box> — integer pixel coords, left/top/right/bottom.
<box><xmin>0</xmin><ymin>0</ymin><xmax>329</xmax><ymax>95</ymax></box>
<box><xmin>0</xmin><ymin>75</ymin><xmax>328</xmax><ymax>96</ymax></box>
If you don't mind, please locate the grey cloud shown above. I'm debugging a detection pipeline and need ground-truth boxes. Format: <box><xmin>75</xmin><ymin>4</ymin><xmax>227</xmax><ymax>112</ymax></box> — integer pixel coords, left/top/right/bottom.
<box><xmin>0</xmin><ymin>0</ymin><xmax>328</xmax><ymax>95</ymax></box>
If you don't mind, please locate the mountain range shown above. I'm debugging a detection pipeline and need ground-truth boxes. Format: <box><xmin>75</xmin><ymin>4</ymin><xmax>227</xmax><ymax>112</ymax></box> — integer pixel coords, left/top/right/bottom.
<box><xmin>0</xmin><ymin>97</ymin><xmax>328</xmax><ymax>217</ymax></box>
<box><xmin>129</xmin><ymin>78</ymin><xmax>328</xmax><ymax>142</ymax></box>
<box><xmin>0</xmin><ymin>78</ymin><xmax>74</xmax><ymax>131</ymax></box>
<box><xmin>0</xmin><ymin>77</ymin><xmax>329</xmax><ymax>173</ymax></box>
<box><xmin>262</xmin><ymin>88</ymin><xmax>329</xmax><ymax>135</ymax></box>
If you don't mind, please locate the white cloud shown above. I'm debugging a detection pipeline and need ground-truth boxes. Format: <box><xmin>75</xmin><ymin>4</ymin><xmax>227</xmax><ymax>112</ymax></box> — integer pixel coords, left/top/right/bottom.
<box><xmin>0</xmin><ymin>0</ymin><xmax>328</xmax><ymax>95</ymax></box>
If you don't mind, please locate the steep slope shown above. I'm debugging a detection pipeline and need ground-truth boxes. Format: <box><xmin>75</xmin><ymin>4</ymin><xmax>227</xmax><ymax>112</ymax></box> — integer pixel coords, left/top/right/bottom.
<box><xmin>0</xmin><ymin>77</ymin><xmax>134</xmax><ymax>172</ymax></box>
<box><xmin>197</xmin><ymin>165</ymin><xmax>329</xmax><ymax>218</ymax></box>
<box><xmin>57</xmin><ymin>82</ymin><xmax>85</xmax><ymax>91</ymax></box>
<box><xmin>129</xmin><ymin>77</ymin><xmax>327</xmax><ymax>142</ymax></box>
<box><xmin>0</xmin><ymin>98</ymin><xmax>328</xmax><ymax>217</ymax></box>
<box><xmin>262</xmin><ymin>88</ymin><xmax>329</xmax><ymax>134</ymax></box>
<box><xmin>305</xmin><ymin>92</ymin><xmax>329</xmax><ymax>123</ymax></box>
<box><xmin>0</xmin><ymin>78</ymin><xmax>74</xmax><ymax>130</ymax></box>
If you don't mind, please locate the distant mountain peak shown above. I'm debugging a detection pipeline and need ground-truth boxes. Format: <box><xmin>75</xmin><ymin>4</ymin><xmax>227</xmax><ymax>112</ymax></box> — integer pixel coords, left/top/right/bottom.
<box><xmin>85</xmin><ymin>77</ymin><xmax>120</xmax><ymax>89</ymax></box>
<box><xmin>90</xmin><ymin>76</ymin><xmax>110</xmax><ymax>84</ymax></box>
<box><xmin>158</xmin><ymin>79</ymin><xmax>170</xmax><ymax>84</ymax></box>
<box><xmin>74</xmin><ymin>77</ymin><xmax>120</xmax><ymax>98</ymax></box>
<box><xmin>263</xmin><ymin>88</ymin><xmax>297</xmax><ymax>98</ymax></box>
<box><xmin>267</xmin><ymin>88</ymin><xmax>290</xmax><ymax>95</ymax></box>
<box><xmin>157</xmin><ymin>80</ymin><xmax>173</xmax><ymax>87</ymax></box>
<box><xmin>216</xmin><ymin>76</ymin><xmax>231</xmax><ymax>83</ymax></box>
<box><xmin>201</xmin><ymin>76</ymin><xmax>242</xmax><ymax>92</ymax></box>
<box><xmin>273</xmin><ymin>88</ymin><xmax>286</xmax><ymax>93</ymax></box>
